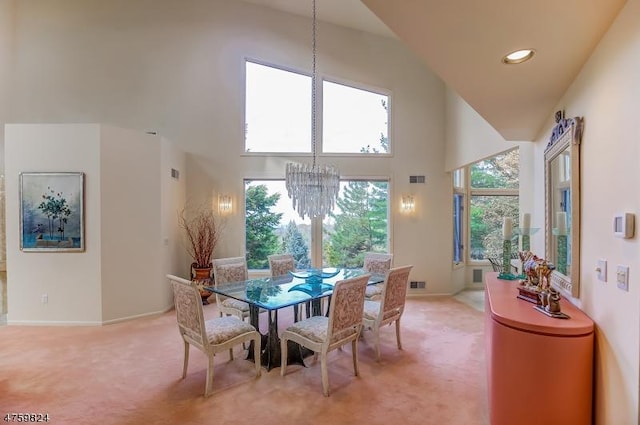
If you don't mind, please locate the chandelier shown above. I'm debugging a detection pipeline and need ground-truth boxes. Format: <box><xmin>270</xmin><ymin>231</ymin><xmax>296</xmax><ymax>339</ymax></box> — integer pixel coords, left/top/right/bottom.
<box><xmin>285</xmin><ymin>0</ymin><xmax>340</xmax><ymax>220</ymax></box>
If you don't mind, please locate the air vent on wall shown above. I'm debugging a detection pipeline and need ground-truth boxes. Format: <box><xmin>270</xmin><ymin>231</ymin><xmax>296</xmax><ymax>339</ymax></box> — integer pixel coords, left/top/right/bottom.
<box><xmin>410</xmin><ymin>281</ymin><xmax>426</xmax><ymax>289</ymax></box>
<box><xmin>409</xmin><ymin>175</ymin><xmax>426</xmax><ymax>184</ymax></box>
<box><xmin>473</xmin><ymin>269</ymin><xmax>483</xmax><ymax>283</ymax></box>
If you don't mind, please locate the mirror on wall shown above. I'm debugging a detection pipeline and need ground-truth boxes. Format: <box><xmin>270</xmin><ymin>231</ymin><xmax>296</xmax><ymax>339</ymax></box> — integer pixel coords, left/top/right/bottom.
<box><xmin>544</xmin><ymin>111</ymin><xmax>583</xmax><ymax>298</ymax></box>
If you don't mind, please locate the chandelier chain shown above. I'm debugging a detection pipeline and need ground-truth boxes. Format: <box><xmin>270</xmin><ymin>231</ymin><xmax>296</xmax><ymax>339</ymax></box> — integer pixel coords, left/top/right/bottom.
<box><xmin>285</xmin><ymin>0</ymin><xmax>340</xmax><ymax>220</ymax></box>
<box><xmin>311</xmin><ymin>0</ymin><xmax>317</xmax><ymax>169</ymax></box>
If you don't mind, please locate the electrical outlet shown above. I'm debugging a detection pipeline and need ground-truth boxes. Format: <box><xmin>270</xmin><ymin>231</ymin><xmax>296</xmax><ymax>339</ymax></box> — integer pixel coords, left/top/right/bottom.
<box><xmin>595</xmin><ymin>259</ymin><xmax>607</xmax><ymax>282</ymax></box>
<box><xmin>616</xmin><ymin>265</ymin><xmax>629</xmax><ymax>291</ymax></box>
<box><xmin>41</xmin><ymin>294</ymin><xmax>48</xmax><ymax>304</ymax></box>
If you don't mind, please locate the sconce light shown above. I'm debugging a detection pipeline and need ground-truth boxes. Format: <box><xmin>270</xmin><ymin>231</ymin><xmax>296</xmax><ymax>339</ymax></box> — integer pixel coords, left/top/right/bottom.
<box><xmin>401</xmin><ymin>195</ymin><xmax>415</xmax><ymax>214</ymax></box>
<box><xmin>218</xmin><ymin>194</ymin><xmax>232</xmax><ymax>215</ymax></box>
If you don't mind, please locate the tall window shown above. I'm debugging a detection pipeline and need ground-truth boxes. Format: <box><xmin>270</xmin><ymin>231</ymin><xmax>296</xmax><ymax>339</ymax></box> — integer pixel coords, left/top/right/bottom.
<box><xmin>245</xmin><ymin>179</ymin><xmax>389</xmax><ymax>270</ymax></box>
<box><xmin>244</xmin><ymin>180</ymin><xmax>311</xmax><ymax>270</ymax></box>
<box><xmin>245</xmin><ymin>62</ymin><xmax>311</xmax><ymax>153</ymax></box>
<box><xmin>452</xmin><ymin>169</ymin><xmax>465</xmax><ymax>265</ymax></box>
<box><xmin>323</xmin><ymin>180</ymin><xmax>389</xmax><ymax>267</ymax></box>
<box><xmin>463</xmin><ymin>149</ymin><xmax>520</xmax><ymax>261</ymax></box>
<box><xmin>245</xmin><ymin>61</ymin><xmax>390</xmax><ymax>154</ymax></box>
<box><xmin>323</xmin><ymin>81</ymin><xmax>389</xmax><ymax>154</ymax></box>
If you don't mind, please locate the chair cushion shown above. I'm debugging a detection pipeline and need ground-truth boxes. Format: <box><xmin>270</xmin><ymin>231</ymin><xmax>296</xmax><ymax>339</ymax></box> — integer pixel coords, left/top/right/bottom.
<box><xmin>221</xmin><ymin>298</ymin><xmax>250</xmax><ymax>312</ymax></box>
<box><xmin>365</xmin><ymin>284</ymin><xmax>383</xmax><ymax>298</ymax></box>
<box><xmin>285</xmin><ymin>315</ymin><xmax>329</xmax><ymax>343</ymax></box>
<box><xmin>363</xmin><ymin>300</ymin><xmax>381</xmax><ymax>321</ymax></box>
<box><xmin>204</xmin><ymin>316</ymin><xmax>256</xmax><ymax>345</ymax></box>
<box><xmin>364</xmin><ymin>257</ymin><xmax>391</xmax><ymax>274</ymax></box>
<box><xmin>271</xmin><ymin>258</ymin><xmax>295</xmax><ymax>277</ymax></box>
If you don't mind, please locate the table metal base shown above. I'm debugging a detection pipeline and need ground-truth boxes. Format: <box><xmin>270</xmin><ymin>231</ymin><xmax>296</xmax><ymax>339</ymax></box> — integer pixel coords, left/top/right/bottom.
<box><xmin>245</xmin><ymin>305</ymin><xmax>310</xmax><ymax>371</ymax></box>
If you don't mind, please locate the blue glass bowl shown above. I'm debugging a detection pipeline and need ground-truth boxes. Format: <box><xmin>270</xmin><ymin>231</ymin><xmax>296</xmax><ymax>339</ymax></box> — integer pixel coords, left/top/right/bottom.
<box><xmin>289</xmin><ymin>268</ymin><xmax>340</xmax><ymax>279</ymax></box>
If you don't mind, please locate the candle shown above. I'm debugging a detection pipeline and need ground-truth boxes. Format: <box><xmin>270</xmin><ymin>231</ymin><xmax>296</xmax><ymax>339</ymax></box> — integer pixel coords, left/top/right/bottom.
<box><xmin>557</xmin><ymin>212</ymin><xmax>567</xmax><ymax>235</ymax></box>
<box><xmin>522</xmin><ymin>213</ymin><xmax>531</xmax><ymax>231</ymax></box>
<box><xmin>502</xmin><ymin>217</ymin><xmax>513</xmax><ymax>240</ymax></box>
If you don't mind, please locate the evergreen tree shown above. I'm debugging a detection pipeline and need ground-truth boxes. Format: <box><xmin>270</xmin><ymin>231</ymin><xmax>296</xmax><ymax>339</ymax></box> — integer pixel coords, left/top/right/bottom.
<box><xmin>245</xmin><ymin>184</ymin><xmax>283</xmax><ymax>269</ymax></box>
<box><xmin>469</xmin><ymin>149</ymin><xmax>520</xmax><ymax>259</ymax></box>
<box><xmin>324</xmin><ymin>181</ymin><xmax>388</xmax><ymax>267</ymax></box>
<box><xmin>282</xmin><ymin>221</ymin><xmax>311</xmax><ymax>269</ymax></box>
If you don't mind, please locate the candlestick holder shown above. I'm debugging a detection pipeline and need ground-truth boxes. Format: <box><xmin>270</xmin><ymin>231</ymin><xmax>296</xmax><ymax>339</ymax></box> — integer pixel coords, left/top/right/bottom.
<box><xmin>515</xmin><ymin>227</ymin><xmax>539</xmax><ymax>251</ymax></box>
<box><xmin>557</xmin><ymin>234</ymin><xmax>567</xmax><ymax>275</ymax></box>
<box><xmin>498</xmin><ymin>239</ymin><xmax>517</xmax><ymax>280</ymax></box>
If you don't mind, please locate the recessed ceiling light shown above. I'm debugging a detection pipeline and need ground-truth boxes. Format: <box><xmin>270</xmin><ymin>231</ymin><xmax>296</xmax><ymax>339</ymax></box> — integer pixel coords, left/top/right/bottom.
<box><xmin>502</xmin><ymin>49</ymin><xmax>535</xmax><ymax>64</ymax></box>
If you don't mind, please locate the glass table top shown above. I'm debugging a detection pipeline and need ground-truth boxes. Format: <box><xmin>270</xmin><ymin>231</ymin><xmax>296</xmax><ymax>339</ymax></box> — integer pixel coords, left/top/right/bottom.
<box><xmin>205</xmin><ymin>268</ymin><xmax>384</xmax><ymax>311</ymax></box>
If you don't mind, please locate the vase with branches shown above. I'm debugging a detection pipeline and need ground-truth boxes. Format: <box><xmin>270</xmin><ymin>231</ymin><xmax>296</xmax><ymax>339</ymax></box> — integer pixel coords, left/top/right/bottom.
<box><xmin>178</xmin><ymin>204</ymin><xmax>221</xmax><ymax>300</ymax></box>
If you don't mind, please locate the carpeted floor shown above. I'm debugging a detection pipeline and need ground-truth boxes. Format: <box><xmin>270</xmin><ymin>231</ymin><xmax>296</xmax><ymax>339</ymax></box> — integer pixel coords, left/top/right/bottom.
<box><xmin>0</xmin><ymin>296</ymin><xmax>488</xmax><ymax>425</ymax></box>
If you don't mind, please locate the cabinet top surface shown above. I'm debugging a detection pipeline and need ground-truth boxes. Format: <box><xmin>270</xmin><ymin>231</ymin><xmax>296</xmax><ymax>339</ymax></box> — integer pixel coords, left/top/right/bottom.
<box><xmin>485</xmin><ymin>272</ymin><xmax>594</xmax><ymax>336</ymax></box>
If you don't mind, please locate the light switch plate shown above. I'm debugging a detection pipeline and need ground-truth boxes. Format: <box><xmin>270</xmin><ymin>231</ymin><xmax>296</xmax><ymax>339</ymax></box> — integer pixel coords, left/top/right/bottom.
<box><xmin>596</xmin><ymin>259</ymin><xmax>607</xmax><ymax>282</ymax></box>
<box><xmin>616</xmin><ymin>265</ymin><xmax>629</xmax><ymax>291</ymax></box>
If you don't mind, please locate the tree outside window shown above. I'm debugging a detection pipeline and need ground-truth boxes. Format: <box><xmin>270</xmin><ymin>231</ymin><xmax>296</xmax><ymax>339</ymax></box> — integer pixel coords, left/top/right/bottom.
<box><xmin>468</xmin><ymin>149</ymin><xmax>519</xmax><ymax>260</ymax></box>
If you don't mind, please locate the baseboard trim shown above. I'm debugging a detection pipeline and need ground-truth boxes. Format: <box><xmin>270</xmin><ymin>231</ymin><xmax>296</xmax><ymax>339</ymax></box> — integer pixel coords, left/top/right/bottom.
<box><xmin>7</xmin><ymin>304</ymin><xmax>175</xmax><ymax>326</ymax></box>
<box><xmin>101</xmin><ymin>304</ymin><xmax>174</xmax><ymax>325</ymax></box>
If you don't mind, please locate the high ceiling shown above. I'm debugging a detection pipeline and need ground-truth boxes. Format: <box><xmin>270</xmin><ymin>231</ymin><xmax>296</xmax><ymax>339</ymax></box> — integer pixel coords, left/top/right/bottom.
<box><xmin>241</xmin><ymin>0</ymin><xmax>627</xmax><ymax>141</ymax></box>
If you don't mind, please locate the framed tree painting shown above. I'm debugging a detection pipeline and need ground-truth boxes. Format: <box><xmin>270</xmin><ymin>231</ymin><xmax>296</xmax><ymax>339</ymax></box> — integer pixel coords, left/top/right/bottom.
<box><xmin>19</xmin><ymin>172</ymin><xmax>85</xmax><ymax>252</ymax></box>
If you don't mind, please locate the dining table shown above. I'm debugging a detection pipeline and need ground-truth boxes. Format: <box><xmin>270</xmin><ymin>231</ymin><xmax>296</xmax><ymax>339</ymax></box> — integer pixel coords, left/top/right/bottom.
<box><xmin>205</xmin><ymin>268</ymin><xmax>385</xmax><ymax>371</ymax></box>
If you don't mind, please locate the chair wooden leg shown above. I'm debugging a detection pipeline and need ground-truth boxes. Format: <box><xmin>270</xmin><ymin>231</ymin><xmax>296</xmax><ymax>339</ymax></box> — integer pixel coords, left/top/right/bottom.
<box><xmin>280</xmin><ymin>336</ymin><xmax>288</xmax><ymax>376</ymax></box>
<box><xmin>352</xmin><ymin>339</ymin><xmax>359</xmax><ymax>377</ymax></box>
<box><xmin>395</xmin><ymin>318</ymin><xmax>403</xmax><ymax>350</ymax></box>
<box><xmin>374</xmin><ymin>327</ymin><xmax>381</xmax><ymax>361</ymax></box>
<box><xmin>182</xmin><ymin>340</ymin><xmax>190</xmax><ymax>379</ymax></box>
<box><xmin>204</xmin><ymin>355</ymin><xmax>214</xmax><ymax>397</ymax></box>
<box><xmin>320</xmin><ymin>352</ymin><xmax>330</xmax><ymax>397</ymax></box>
<box><xmin>229</xmin><ymin>348</ymin><xmax>234</xmax><ymax>360</ymax></box>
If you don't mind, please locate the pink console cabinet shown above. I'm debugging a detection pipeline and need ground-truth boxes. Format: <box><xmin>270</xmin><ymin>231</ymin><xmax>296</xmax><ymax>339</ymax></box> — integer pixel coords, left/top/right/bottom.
<box><xmin>485</xmin><ymin>272</ymin><xmax>594</xmax><ymax>425</ymax></box>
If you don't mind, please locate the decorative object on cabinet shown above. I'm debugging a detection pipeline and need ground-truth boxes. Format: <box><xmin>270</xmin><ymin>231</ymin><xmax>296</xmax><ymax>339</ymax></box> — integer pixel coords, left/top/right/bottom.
<box><xmin>19</xmin><ymin>172</ymin><xmax>85</xmax><ymax>252</ymax></box>
<box><xmin>517</xmin><ymin>251</ymin><xmax>555</xmax><ymax>304</ymax></box>
<box><xmin>497</xmin><ymin>217</ymin><xmax>517</xmax><ymax>280</ymax></box>
<box><xmin>545</xmin><ymin>110</ymin><xmax>583</xmax><ymax>298</ymax></box>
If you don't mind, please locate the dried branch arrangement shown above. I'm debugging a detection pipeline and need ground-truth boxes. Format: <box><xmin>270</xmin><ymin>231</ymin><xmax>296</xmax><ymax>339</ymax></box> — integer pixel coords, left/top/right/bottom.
<box><xmin>178</xmin><ymin>204</ymin><xmax>220</xmax><ymax>269</ymax></box>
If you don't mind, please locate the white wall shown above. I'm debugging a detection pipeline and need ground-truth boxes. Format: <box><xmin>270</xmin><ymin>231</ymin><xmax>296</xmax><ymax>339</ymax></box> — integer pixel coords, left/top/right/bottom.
<box><xmin>160</xmin><ymin>137</ymin><xmax>188</xmax><ymax>309</ymax></box>
<box><xmin>444</xmin><ymin>89</ymin><xmax>521</xmax><ymax>171</ymax></box>
<box><xmin>0</xmin><ymin>0</ymin><xmax>16</xmax><ymax>173</ymax></box>
<box><xmin>5</xmin><ymin>124</ymin><xmax>103</xmax><ymax>324</ymax></box>
<box><xmin>5</xmin><ymin>124</ymin><xmax>185</xmax><ymax>324</ymax></box>
<box><xmin>5</xmin><ymin>0</ymin><xmax>453</xmax><ymax>294</ymax></box>
<box><xmin>99</xmin><ymin>126</ymin><xmax>168</xmax><ymax>322</ymax></box>
<box><xmin>532</xmin><ymin>1</ymin><xmax>640</xmax><ymax>423</ymax></box>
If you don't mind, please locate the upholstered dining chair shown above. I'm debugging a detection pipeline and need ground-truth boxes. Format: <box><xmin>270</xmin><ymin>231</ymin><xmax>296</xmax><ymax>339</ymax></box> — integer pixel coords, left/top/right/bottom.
<box><xmin>268</xmin><ymin>253</ymin><xmax>308</xmax><ymax>320</ymax></box>
<box><xmin>167</xmin><ymin>274</ymin><xmax>261</xmax><ymax>397</ymax></box>
<box><xmin>212</xmin><ymin>256</ymin><xmax>251</xmax><ymax>321</ymax></box>
<box><xmin>267</xmin><ymin>253</ymin><xmax>296</xmax><ymax>277</ymax></box>
<box><xmin>363</xmin><ymin>252</ymin><xmax>393</xmax><ymax>300</ymax></box>
<box><xmin>280</xmin><ymin>274</ymin><xmax>369</xmax><ymax>396</ymax></box>
<box><xmin>362</xmin><ymin>265</ymin><xmax>413</xmax><ymax>361</ymax></box>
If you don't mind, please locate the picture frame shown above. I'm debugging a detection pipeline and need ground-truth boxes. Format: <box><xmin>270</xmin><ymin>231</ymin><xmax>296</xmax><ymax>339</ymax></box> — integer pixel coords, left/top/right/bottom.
<box><xmin>19</xmin><ymin>172</ymin><xmax>85</xmax><ymax>252</ymax></box>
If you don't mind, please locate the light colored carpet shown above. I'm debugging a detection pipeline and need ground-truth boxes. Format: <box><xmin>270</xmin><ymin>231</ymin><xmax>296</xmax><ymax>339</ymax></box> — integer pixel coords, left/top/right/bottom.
<box><xmin>453</xmin><ymin>289</ymin><xmax>485</xmax><ymax>312</ymax></box>
<box><xmin>0</xmin><ymin>297</ymin><xmax>488</xmax><ymax>425</ymax></box>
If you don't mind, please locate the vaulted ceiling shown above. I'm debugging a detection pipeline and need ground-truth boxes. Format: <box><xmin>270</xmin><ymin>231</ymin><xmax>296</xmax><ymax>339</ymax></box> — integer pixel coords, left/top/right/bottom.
<box><xmin>241</xmin><ymin>0</ymin><xmax>627</xmax><ymax>141</ymax></box>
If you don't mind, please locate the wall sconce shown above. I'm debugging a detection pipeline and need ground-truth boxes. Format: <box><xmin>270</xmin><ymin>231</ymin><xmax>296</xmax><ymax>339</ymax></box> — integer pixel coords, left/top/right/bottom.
<box><xmin>401</xmin><ymin>195</ymin><xmax>415</xmax><ymax>214</ymax></box>
<box><xmin>218</xmin><ymin>194</ymin><xmax>232</xmax><ymax>215</ymax></box>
